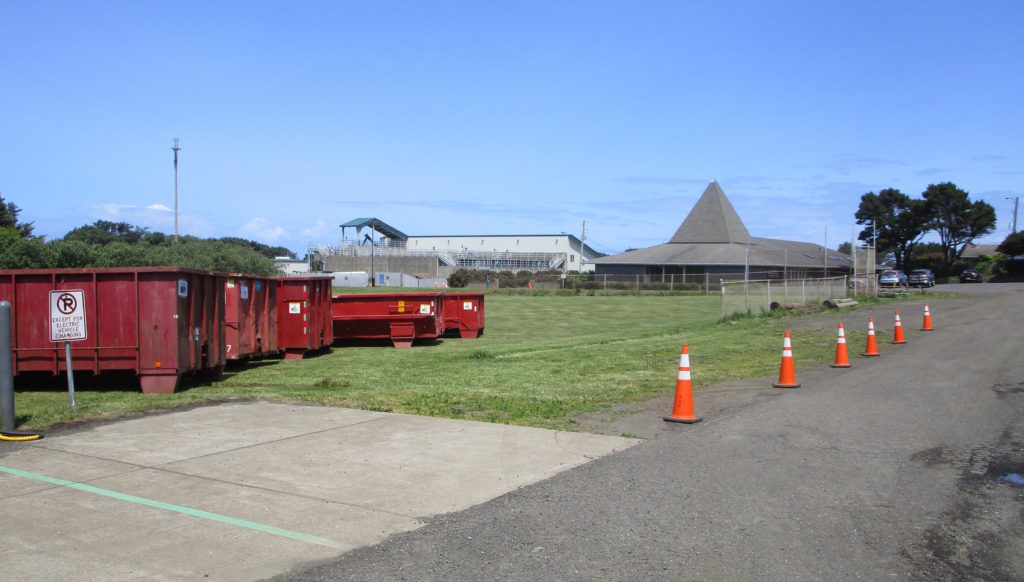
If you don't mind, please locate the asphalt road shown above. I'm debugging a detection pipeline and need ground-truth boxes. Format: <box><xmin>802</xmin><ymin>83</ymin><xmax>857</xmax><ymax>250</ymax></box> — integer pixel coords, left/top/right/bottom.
<box><xmin>276</xmin><ymin>284</ymin><xmax>1024</xmax><ymax>581</ymax></box>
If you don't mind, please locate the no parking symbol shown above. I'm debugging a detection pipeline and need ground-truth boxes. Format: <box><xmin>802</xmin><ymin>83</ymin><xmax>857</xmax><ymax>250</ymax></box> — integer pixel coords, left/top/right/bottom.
<box><xmin>50</xmin><ymin>290</ymin><xmax>88</xmax><ymax>342</ymax></box>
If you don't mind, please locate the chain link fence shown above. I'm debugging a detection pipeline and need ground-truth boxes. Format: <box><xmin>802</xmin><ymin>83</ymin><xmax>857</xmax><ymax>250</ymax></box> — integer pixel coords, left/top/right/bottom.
<box><xmin>523</xmin><ymin>273</ymin><xmax>728</xmax><ymax>293</ymax></box>
<box><xmin>719</xmin><ymin>275</ymin><xmax>848</xmax><ymax>319</ymax></box>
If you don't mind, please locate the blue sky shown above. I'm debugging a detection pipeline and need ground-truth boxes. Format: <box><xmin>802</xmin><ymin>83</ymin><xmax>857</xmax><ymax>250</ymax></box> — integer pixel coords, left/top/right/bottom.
<box><xmin>2</xmin><ymin>1</ymin><xmax>1021</xmax><ymax>256</ymax></box>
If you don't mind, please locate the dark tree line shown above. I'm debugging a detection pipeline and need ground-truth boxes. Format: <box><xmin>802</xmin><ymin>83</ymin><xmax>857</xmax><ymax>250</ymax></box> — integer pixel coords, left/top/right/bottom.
<box><xmin>998</xmin><ymin>231</ymin><xmax>1024</xmax><ymax>258</ymax></box>
<box><xmin>0</xmin><ymin>194</ymin><xmax>293</xmax><ymax>276</ymax></box>
<box><xmin>855</xmin><ymin>182</ymin><xmax>997</xmax><ymax>274</ymax></box>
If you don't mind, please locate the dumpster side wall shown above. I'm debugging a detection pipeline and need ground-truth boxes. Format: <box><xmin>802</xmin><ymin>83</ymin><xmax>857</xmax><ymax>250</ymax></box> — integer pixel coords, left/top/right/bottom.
<box><xmin>0</xmin><ymin>268</ymin><xmax>226</xmax><ymax>393</ymax></box>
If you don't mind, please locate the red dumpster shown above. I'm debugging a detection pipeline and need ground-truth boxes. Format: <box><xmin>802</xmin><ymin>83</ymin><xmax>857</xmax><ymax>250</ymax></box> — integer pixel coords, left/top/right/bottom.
<box><xmin>252</xmin><ymin>276</ymin><xmax>279</xmax><ymax>358</ymax></box>
<box><xmin>331</xmin><ymin>292</ymin><xmax>443</xmax><ymax>348</ymax></box>
<box><xmin>440</xmin><ymin>292</ymin><xmax>485</xmax><ymax>339</ymax></box>
<box><xmin>224</xmin><ymin>274</ymin><xmax>279</xmax><ymax>360</ymax></box>
<box><xmin>277</xmin><ymin>275</ymin><xmax>333</xmax><ymax>359</ymax></box>
<box><xmin>0</xmin><ymin>267</ymin><xmax>226</xmax><ymax>394</ymax></box>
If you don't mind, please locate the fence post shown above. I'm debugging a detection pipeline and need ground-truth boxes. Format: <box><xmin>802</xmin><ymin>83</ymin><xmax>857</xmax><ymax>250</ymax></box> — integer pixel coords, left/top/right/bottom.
<box><xmin>720</xmin><ymin>279</ymin><xmax>725</xmax><ymax>320</ymax></box>
<box><xmin>767</xmin><ymin>280</ymin><xmax>771</xmax><ymax>311</ymax></box>
<box><xmin>802</xmin><ymin>279</ymin><xmax>806</xmax><ymax>304</ymax></box>
<box><xmin>743</xmin><ymin>279</ymin><xmax>748</xmax><ymax>313</ymax></box>
<box><xmin>705</xmin><ymin>273</ymin><xmax>709</xmax><ymax>295</ymax></box>
<box><xmin>636</xmin><ymin>274</ymin><xmax>640</xmax><ymax>292</ymax></box>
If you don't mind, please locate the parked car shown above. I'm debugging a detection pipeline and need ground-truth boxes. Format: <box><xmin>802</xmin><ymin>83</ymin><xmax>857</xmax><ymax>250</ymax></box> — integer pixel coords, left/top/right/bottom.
<box><xmin>878</xmin><ymin>269</ymin><xmax>907</xmax><ymax>287</ymax></box>
<box><xmin>908</xmin><ymin>268</ymin><xmax>935</xmax><ymax>287</ymax></box>
<box><xmin>959</xmin><ymin>267</ymin><xmax>982</xmax><ymax>283</ymax></box>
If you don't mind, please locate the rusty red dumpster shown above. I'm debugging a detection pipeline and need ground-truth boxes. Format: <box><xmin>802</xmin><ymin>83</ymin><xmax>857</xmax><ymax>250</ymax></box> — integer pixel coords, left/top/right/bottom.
<box><xmin>252</xmin><ymin>276</ymin><xmax>279</xmax><ymax>358</ymax></box>
<box><xmin>0</xmin><ymin>267</ymin><xmax>226</xmax><ymax>394</ymax></box>
<box><xmin>440</xmin><ymin>292</ymin><xmax>485</xmax><ymax>339</ymax></box>
<box><xmin>331</xmin><ymin>292</ymin><xmax>443</xmax><ymax>348</ymax></box>
<box><xmin>224</xmin><ymin>274</ymin><xmax>279</xmax><ymax>360</ymax></box>
<box><xmin>277</xmin><ymin>275</ymin><xmax>333</xmax><ymax>359</ymax></box>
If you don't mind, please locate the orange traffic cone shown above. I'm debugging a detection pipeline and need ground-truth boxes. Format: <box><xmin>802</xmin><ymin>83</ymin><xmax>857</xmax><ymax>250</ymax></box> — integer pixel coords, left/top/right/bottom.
<box><xmin>830</xmin><ymin>322</ymin><xmax>851</xmax><ymax>368</ymax></box>
<box><xmin>921</xmin><ymin>303</ymin><xmax>934</xmax><ymax>331</ymax></box>
<box><xmin>773</xmin><ymin>330</ymin><xmax>801</xmax><ymax>388</ymax></box>
<box><xmin>664</xmin><ymin>344</ymin><xmax>702</xmax><ymax>424</ymax></box>
<box><xmin>528</xmin><ymin>282</ymin><xmax>533</xmax><ymax>289</ymax></box>
<box><xmin>862</xmin><ymin>317</ymin><xmax>880</xmax><ymax>357</ymax></box>
<box><xmin>892</xmin><ymin>311</ymin><xmax>907</xmax><ymax>344</ymax></box>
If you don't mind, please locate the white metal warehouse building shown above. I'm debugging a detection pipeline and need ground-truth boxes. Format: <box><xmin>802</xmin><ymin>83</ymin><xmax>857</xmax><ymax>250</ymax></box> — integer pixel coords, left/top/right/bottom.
<box><xmin>315</xmin><ymin>218</ymin><xmax>600</xmax><ymax>275</ymax></box>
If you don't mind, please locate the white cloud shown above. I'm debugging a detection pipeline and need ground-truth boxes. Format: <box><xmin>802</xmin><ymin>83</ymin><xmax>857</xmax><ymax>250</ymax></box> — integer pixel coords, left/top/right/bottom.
<box><xmin>240</xmin><ymin>218</ymin><xmax>286</xmax><ymax>242</ymax></box>
<box><xmin>93</xmin><ymin>203</ymin><xmax>173</xmax><ymax>224</ymax></box>
<box><xmin>300</xmin><ymin>219</ymin><xmax>330</xmax><ymax>238</ymax></box>
<box><xmin>81</xmin><ymin>201</ymin><xmax>213</xmax><ymax>238</ymax></box>
<box><xmin>97</xmin><ymin>203</ymin><xmax>128</xmax><ymax>218</ymax></box>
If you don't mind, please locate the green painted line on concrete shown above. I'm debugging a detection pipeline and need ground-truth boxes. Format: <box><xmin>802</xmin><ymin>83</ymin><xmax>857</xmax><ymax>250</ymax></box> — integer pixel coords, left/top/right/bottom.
<box><xmin>0</xmin><ymin>464</ymin><xmax>345</xmax><ymax>549</ymax></box>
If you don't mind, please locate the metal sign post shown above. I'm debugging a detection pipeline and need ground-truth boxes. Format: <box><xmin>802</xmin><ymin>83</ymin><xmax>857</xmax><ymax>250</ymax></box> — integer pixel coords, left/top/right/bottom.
<box><xmin>64</xmin><ymin>341</ymin><xmax>75</xmax><ymax>411</ymax></box>
<box><xmin>49</xmin><ymin>290</ymin><xmax>87</xmax><ymax>412</ymax></box>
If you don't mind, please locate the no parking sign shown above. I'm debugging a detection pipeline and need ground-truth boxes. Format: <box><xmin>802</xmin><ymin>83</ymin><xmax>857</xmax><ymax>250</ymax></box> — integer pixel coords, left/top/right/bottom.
<box><xmin>50</xmin><ymin>290</ymin><xmax>87</xmax><ymax>342</ymax></box>
<box><xmin>49</xmin><ymin>289</ymin><xmax>86</xmax><ymax>411</ymax></box>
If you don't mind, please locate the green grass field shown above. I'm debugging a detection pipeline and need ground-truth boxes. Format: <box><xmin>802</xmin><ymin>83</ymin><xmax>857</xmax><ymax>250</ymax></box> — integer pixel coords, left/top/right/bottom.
<box><xmin>11</xmin><ymin>293</ymin><xmax>851</xmax><ymax>431</ymax></box>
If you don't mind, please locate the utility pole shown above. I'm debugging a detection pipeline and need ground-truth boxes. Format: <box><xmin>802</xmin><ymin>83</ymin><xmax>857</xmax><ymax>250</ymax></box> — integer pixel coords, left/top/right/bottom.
<box><xmin>1007</xmin><ymin>196</ymin><xmax>1020</xmax><ymax>234</ymax></box>
<box><xmin>743</xmin><ymin>242</ymin><xmax>750</xmax><ymax>313</ymax></box>
<box><xmin>823</xmin><ymin>226</ymin><xmax>828</xmax><ymax>278</ymax></box>
<box><xmin>580</xmin><ymin>220</ymin><xmax>587</xmax><ymax>271</ymax></box>
<box><xmin>369</xmin><ymin>220</ymin><xmax>376</xmax><ymax>287</ymax></box>
<box><xmin>871</xmin><ymin>220</ymin><xmax>877</xmax><ymax>296</ymax></box>
<box><xmin>852</xmin><ymin>224</ymin><xmax>857</xmax><ymax>296</ymax></box>
<box><xmin>172</xmin><ymin>138</ymin><xmax>182</xmax><ymax>242</ymax></box>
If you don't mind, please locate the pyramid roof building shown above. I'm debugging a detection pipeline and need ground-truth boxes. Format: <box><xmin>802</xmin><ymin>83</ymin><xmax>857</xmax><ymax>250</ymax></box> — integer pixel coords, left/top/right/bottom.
<box><xmin>590</xmin><ymin>182</ymin><xmax>851</xmax><ymax>276</ymax></box>
<box><xmin>669</xmin><ymin>181</ymin><xmax>751</xmax><ymax>244</ymax></box>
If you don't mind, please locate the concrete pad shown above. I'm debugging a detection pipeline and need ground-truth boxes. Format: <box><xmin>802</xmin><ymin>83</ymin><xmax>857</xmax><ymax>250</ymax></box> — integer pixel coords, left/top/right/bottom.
<box><xmin>162</xmin><ymin>410</ymin><xmax>637</xmax><ymax>516</ymax></box>
<box><xmin>0</xmin><ymin>484</ymin><xmax>345</xmax><ymax>581</ymax></box>
<box><xmin>0</xmin><ymin>402</ymin><xmax>637</xmax><ymax>580</ymax></box>
<box><xmin>95</xmin><ymin>467</ymin><xmax>423</xmax><ymax>549</ymax></box>
<box><xmin>39</xmin><ymin>403</ymin><xmax>390</xmax><ymax>466</ymax></box>
<box><xmin>0</xmin><ymin>447</ymin><xmax>139</xmax><ymax>498</ymax></box>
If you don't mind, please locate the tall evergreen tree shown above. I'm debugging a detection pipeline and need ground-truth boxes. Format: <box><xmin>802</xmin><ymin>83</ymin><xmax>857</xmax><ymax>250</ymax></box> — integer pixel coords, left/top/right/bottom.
<box><xmin>996</xmin><ymin>231</ymin><xmax>1024</xmax><ymax>258</ymax></box>
<box><xmin>922</xmin><ymin>182</ymin><xmax>996</xmax><ymax>273</ymax></box>
<box><xmin>0</xmin><ymin>193</ymin><xmax>36</xmax><ymax>238</ymax></box>
<box><xmin>854</xmin><ymin>188</ymin><xmax>928</xmax><ymax>270</ymax></box>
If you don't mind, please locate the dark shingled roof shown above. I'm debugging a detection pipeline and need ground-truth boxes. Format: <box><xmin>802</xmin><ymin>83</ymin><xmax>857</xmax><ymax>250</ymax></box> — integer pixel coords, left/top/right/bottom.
<box><xmin>669</xmin><ymin>181</ymin><xmax>751</xmax><ymax>244</ymax></box>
